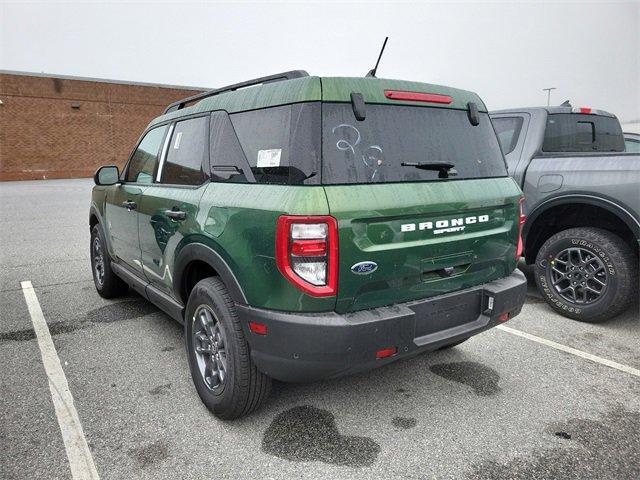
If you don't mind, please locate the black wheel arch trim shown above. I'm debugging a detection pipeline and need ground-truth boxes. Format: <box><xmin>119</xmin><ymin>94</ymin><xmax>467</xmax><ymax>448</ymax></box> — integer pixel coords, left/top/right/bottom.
<box><xmin>173</xmin><ymin>243</ymin><xmax>248</xmax><ymax>305</ymax></box>
<box><xmin>523</xmin><ymin>193</ymin><xmax>640</xmax><ymax>244</ymax></box>
<box><xmin>89</xmin><ymin>204</ymin><xmax>116</xmax><ymax>257</ymax></box>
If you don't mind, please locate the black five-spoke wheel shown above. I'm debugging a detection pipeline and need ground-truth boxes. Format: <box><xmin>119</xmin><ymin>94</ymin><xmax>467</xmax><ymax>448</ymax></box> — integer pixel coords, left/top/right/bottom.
<box><xmin>192</xmin><ymin>305</ymin><xmax>228</xmax><ymax>390</ymax></box>
<box><xmin>549</xmin><ymin>246</ymin><xmax>607</xmax><ymax>305</ymax></box>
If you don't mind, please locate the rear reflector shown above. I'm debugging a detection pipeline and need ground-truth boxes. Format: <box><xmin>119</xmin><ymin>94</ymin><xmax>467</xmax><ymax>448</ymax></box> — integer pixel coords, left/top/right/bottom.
<box><xmin>248</xmin><ymin>321</ymin><xmax>267</xmax><ymax>335</ymax></box>
<box><xmin>497</xmin><ymin>312</ymin><xmax>509</xmax><ymax>322</ymax></box>
<box><xmin>376</xmin><ymin>346</ymin><xmax>397</xmax><ymax>360</ymax></box>
<box><xmin>384</xmin><ymin>90</ymin><xmax>452</xmax><ymax>104</ymax></box>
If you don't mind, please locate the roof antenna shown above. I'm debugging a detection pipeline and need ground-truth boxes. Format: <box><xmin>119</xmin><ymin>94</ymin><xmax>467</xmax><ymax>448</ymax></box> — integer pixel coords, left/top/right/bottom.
<box><xmin>560</xmin><ymin>100</ymin><xmax>572</xmax><ymax>107</ymax></box>
<box><xmin>366</xmin><ymin>37</ymin><xmax>389</xmax><ymax>77</ymax></box>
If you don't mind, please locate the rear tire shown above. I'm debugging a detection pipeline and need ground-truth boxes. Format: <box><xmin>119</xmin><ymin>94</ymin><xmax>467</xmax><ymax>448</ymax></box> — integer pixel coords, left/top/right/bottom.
<box><xmin>185</xmin><ymin>277</ymin><xmax>271</xmax><ymax>419</ymax></box>
<box><xmin>90</xmin><ymin>225</ymin><xmax>128</xmax><ymax>299</ymax></box>
<box><xmin>534</xmin><ymin>227</ymin><xmax>638</xmax><ymax>322</ymax></box>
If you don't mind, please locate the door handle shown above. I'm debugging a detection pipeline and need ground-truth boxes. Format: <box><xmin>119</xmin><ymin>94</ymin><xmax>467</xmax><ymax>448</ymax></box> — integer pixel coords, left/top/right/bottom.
<box><xmin>122</xmin><ymin>200</ymin><xmax>137</xmax><ymax>211</ymax></box>
<box><xmin>165</xmin><ymin>209</ymin><xmax>186</xmax><ymax>221</ymax></box>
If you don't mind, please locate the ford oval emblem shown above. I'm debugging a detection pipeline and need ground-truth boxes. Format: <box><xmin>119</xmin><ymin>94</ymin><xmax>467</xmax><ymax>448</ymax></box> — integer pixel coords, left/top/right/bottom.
<box><xmin>351</xmin><ymin>261</ymin><xmax>378</xmax><ymax>275</ymax></box>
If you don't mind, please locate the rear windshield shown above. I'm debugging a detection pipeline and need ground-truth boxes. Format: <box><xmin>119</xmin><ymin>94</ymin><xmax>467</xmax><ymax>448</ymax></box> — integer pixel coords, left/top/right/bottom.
<box><xmin>543</xmin><ymin>113</ymin><xmax>624</xmax><ymax>153</ymax></box>
<box><xmin>321</xmin><ymin>103</ymin><xmax>507</xmax><ymax>184</ymax></box>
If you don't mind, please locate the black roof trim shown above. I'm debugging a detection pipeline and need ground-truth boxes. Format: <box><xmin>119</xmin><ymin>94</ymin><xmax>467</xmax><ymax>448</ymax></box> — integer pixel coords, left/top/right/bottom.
<box><xmin>163</xmin><ymin>70</ymin><xmax>309</xmax><ymax>114</ymax></box>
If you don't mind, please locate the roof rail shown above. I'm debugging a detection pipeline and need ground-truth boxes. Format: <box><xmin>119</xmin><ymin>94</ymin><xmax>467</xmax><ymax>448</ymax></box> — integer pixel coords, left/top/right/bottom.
<box><xmin>163</xmin><ymin>70</ymin><xmax>309</xmax><ymax>114</ymax></box>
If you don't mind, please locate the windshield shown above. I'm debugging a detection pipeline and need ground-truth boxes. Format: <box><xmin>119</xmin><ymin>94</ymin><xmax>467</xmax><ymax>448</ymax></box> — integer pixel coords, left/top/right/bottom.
<box><xmin>321</xmin><ymin>103</ymin><xmax>507</xmax><ymax>184</ymax></box>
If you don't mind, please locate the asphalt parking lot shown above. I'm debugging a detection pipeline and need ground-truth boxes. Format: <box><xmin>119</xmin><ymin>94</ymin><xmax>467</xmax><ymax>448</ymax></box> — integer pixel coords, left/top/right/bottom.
<box><xmin>1</xmin><ymin>178</ymin><xmax>638</xmax><ymax>480</ymax></box>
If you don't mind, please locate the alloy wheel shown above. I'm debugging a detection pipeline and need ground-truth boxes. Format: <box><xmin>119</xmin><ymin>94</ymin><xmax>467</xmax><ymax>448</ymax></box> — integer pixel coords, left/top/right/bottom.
<box><xmin>192</xmin><ymin>305</ymin><xmax>228</xmax><ymax>391</ymax></box>
<box><xmin>549</xmin><ymin>247</ymin><xmax>607</xmax><ymax>305</ymax></box>
<box><xmin>92</xmin><ymin>237</ymin><xmax>105</xmax><ymax>286</ymax></box>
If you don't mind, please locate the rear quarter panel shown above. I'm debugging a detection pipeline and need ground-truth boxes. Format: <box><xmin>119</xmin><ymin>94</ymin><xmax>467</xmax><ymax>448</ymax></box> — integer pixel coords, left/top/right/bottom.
<box><xmin>522</xmin><ymin>154</ymin><xmax>640</xmax><ymax>231</ymax></box>
<box><xmin>193</xmin><ymin>183</ymin><xmax>334</xmax><ymax>311</ymax></box>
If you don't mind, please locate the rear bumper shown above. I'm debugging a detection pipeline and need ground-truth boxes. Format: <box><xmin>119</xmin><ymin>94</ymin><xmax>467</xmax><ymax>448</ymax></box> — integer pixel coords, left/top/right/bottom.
<box><xmin>237</xmin><ymin>269</ymin><xmax>527</xmax><ymax>383</ymax></box>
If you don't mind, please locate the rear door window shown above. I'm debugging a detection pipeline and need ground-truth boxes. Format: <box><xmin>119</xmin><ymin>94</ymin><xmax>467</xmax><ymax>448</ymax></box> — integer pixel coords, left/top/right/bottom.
<box><xmin>625</xmin><ymin>137</ymin><xmax>640</xmax><ymax>153</ymax></box>
<box><xmin>230</xmin><ymin>103</ymin><xmax>321</xmax><ymax>185</ymax></box>
<box><xmin>322</xmin><ymin>103</ymin><xmax>507</xmax><ymax>184</ymax></box>
<box><xmin>125</xmin><ymin>126</ymin><xmax>167</xmax><ymax>184</ymax></box>
<box><xmin>542</xmin><ymin>114</ymin><xmax>624</xmax><ymax>152</ymax></box>
<box><xmin>492</xmin><ymin>117</ymin><xmax>524</xmax><ymax>155</ymax></box>
<box><xmin>161</xmin><ymin>116</ymin><xmax>210</xmax><ymax>185</ymax></box>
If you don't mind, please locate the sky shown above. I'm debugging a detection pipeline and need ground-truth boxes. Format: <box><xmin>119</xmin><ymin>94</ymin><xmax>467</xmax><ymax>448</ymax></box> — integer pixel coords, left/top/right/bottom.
<box><xmin>1</xmin><ymin>1</ymin><xmax>638</xmax><ymax>122</ymax></box>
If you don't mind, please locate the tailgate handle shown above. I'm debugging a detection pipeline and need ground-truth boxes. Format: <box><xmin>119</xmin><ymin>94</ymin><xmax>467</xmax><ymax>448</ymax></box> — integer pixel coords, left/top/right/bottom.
<box><xmin>438</xmin><ymin>267</ymin><xmax>455</xmax><ymax>278</ymax></box>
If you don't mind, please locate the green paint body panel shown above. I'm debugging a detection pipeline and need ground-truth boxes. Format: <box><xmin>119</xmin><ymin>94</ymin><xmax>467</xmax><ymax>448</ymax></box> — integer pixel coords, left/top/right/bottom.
<box><xmin>93</xmin><ymin>74</ymin><xmax>521</xmax><ymax>318</ymax></box>
<box><xmin>325</xmin><ymin>177</ymin><xmax>521</xmax><ymax>313</ymax></box>
<box><xmin>137</xmin><ymin>184</ymin><xmax>208</xmax><ymax>296</ymax></box>
<box><xmin>193</xmin><ymin>183</ymin><xmax>334</xmax><ymax>311</ymax></box>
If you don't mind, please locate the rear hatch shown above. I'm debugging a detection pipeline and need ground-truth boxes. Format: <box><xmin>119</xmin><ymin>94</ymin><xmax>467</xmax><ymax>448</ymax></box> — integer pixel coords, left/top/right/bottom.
<box><xmin>320</xmin><ymin>82</ymin><xmax>521</xmax><ymax>313</ymax></box>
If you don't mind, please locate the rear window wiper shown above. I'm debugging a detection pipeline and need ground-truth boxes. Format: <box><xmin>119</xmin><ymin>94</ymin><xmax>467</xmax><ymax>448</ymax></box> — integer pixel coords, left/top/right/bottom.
<box><xmin>401</xmin><ymin>161</ymin><xmax>458</xmax><ymax>178</ymax></box>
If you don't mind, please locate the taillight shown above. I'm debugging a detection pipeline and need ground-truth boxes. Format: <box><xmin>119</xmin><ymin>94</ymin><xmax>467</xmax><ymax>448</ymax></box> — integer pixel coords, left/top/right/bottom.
<box><xmin>384</xmin><ymin>90</ymin><xmax>452</xmax><ymax>104</ymax></box>
<box><xmin>275</xmin><ymin>215</ymin><xmax>338</xmax><ymax>297</ymax></box>
<box><xmin>571</xmin><ymin>106</ymin><xmax>605</xmax><ymax>115</ymax></box>
<box><xmin>516</xmin><ymin>197</ymin><xmax>526</xmax><ymax>259</ymax></box>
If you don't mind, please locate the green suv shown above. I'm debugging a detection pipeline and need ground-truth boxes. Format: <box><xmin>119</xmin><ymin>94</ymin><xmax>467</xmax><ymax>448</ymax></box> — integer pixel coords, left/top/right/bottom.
<box><xmin>90</xmin><ymin>71</ymin><xmax>527</xmax><ymax>419</ymax></box>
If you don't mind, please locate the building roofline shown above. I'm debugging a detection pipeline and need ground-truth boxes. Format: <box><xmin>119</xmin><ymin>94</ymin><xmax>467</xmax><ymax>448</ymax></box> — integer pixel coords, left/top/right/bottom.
<box><xmin>0</xmin><ymin>69</ymin><xmax>208</xmax><ymax>91</ymax></box>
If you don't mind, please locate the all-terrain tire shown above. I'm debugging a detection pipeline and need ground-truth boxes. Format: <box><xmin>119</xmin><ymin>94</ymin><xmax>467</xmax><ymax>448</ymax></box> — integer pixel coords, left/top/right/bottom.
<box><xmin>185</xmin><ymin>277</ymin><xmax>271</xmax><ymax>419</ymax></box>
<box><xmin>534</xmin><ymin>227</ymin><xmax>638</xmax><ymax>322</ymax></box>
<box><xmin>90</xmin><ymin>225</ymin><xmax>128</xmax><ymax>298</ymax></box>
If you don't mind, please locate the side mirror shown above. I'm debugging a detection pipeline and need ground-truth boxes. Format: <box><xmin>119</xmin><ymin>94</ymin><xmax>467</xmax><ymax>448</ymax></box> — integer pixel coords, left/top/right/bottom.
<box><xmin>94</xmin><ymin>165</ymin><xmax>120</xmax><ymax>186</ymax></box>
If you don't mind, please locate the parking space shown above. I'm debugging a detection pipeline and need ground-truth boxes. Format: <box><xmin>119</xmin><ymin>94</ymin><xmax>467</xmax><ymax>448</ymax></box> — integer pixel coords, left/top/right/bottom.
<box><xmin>1</xmin><ymin>179</ymin><xmax>639</xmax><ymax>479</ymax></box>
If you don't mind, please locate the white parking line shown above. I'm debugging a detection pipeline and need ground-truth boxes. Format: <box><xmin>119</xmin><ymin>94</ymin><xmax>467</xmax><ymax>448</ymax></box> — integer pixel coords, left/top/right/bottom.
<box><xmin>497</xmin><ymin>324</ymin><xmax>640</xmax><ymax>378</ymax></box>
<box><xmin>21</xmin><ymin>281</ymin><xmax>100</xmax><ymax>480</ymax></box>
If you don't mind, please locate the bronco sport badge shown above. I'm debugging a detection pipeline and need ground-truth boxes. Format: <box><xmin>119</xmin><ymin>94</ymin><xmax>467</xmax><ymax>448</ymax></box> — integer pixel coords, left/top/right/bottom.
<box><xmin>401</xmin><ymin>215</ymin><xmax>489</xmax><ymax>235</ymax></box>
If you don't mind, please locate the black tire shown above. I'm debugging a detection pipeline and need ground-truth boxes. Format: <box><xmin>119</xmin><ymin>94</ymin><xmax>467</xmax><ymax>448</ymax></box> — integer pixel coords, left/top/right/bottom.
<box><xmin>185</xmin><ymin>277</ymin><xmax>271</xmax><ymax>419</ymax></box>
<box><xmin>534</xmin><ymin>227</ymin><xmax>638</xmax><ymax>322</ymax></box>
<box><xmin>438</xmin><ymin>338</ymin><xmax>469</xmax><ymax>350</ymax></box>
<box><xmin>90</xmin><ymin>225</ymin><xmax>128</xmax><ymax>299</ymax></box>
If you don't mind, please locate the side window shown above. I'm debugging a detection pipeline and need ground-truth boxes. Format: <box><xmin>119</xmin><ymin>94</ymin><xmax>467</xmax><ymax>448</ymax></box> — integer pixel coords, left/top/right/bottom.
<box><xmin>209</xmin><ymin>111</ymin><xmax>253</xmax><ymax>183</ymax></box>
<box><xmin>160</xmin><ymin>116</ymin><xmax>209</xmax><ymax>185</ymax></box>
<box><xmin>125</xmin><ymin>126</ymin><xmax>167</xmax><ymax>184</ymax></box>
<box><xmin>492</xmin><ymin>117</ymin><xmax>523</xmax><ymax>155</ymax></box>
<box><xmin>625</xmin><ymin>138</ymin><xmax>640</xmax><ymax>153</ymax></box>
<box><xmin>230</xmin><ymin>103</ymin><xmax>321</xmax><ymax>185</ymax></box>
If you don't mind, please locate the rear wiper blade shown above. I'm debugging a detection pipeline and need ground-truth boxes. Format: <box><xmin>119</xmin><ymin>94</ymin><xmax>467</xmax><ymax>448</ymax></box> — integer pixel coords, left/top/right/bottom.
<box><xmin>401</xmin><ymin>161</ymin><xmax>458</xmax><ymax>178</ymax></box>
